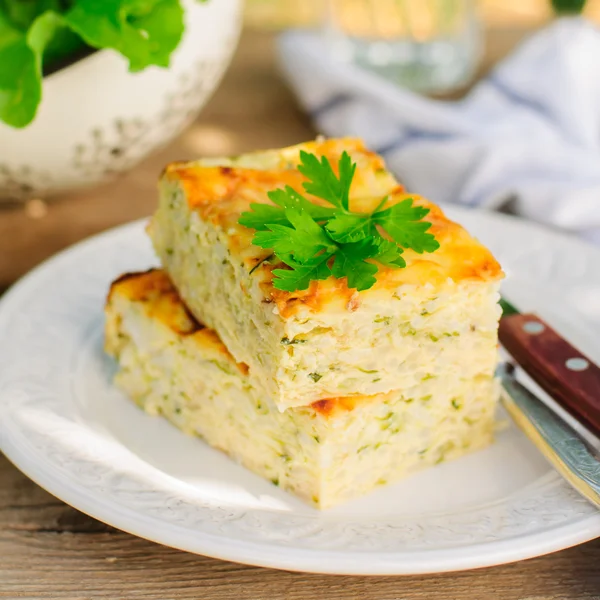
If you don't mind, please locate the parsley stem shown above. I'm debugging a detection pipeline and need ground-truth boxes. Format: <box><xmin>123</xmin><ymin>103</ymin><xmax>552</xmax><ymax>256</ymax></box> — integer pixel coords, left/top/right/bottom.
<box><xmin>372</xmin><ymin>195</ymin><xmax>390</xmax><ymax>214</ymax></box>
<box><xmin>340</xmin><ymin>195</ymin><xmax>388</xmax><ymax>219</ymax></box>
<box><xmin>249</xmin><ymin>253</ymin><xmax>274</xmax><ymax>275</ymax></box>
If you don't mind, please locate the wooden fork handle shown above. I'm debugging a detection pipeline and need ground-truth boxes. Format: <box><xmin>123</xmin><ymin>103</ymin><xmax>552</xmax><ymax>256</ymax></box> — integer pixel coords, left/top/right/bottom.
<box><xmin>499</xmin><ymin>313</ymin><xmax>600</xmax><ymax>437</ymax></box>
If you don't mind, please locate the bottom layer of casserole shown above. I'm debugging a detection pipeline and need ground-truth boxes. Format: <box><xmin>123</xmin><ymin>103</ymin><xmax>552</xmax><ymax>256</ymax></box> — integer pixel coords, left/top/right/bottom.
<box><xmin>105</xmin><ymin>269</ymin><xmax>499</xmax><ymax>509</ymax></box>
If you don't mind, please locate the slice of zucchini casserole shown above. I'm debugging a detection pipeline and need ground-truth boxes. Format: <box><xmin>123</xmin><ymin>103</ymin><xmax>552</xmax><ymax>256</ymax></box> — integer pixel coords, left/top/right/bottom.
<box><xmin>105</xmin><ymin>269</ymin><xmax>499</xmax><ymax>509</ymax></box>
<box><xmin>148</xmin><ymin>138</ymin><xmax>504</xmax><ymax>410</ymax></box>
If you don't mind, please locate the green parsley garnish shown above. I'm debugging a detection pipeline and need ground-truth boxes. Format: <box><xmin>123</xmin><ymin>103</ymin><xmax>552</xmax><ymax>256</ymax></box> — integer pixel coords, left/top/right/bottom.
<box><xmin>238</xmin><ymin>150</ymin><xmax>439</xmax><ymax>292</ymax></box>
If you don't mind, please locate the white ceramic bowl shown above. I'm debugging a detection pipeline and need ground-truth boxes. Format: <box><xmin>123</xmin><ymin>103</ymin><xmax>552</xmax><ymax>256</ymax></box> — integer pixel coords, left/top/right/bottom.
<box><xmin>0</xmin><ymin>0</ymin><xmax>241</xmax><ymax>202</ymax></box>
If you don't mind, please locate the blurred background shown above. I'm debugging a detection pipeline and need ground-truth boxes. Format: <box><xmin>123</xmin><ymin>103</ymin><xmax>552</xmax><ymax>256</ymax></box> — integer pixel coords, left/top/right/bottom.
<box><xmin>1</xmin><ymin>0</ymin><xmax>599</xmax><ymax>290</ymax></box>
<box><xmin>248</xmin><ymin>0</ymin><xmax>600</xmax><ymax>91</ymax></box>
<box><xmin>245</xmin><ymin>0</ymin><xmax>600</xmax><ymax>29</ymax></box>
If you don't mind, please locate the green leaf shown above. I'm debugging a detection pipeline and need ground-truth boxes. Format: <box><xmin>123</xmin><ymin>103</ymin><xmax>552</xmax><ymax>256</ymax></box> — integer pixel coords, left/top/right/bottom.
<box><xmin>336</xmin><ymin>150</ymin><xmax>355</xmax><ymax>210</ymax></box>
<box><xmin>28</xmin><ymin>11</ymin><xmax>66</xmax><ymax>56</ymax></box>
<box><xmin>239</xmin><ymin>186</ymin><xmax>336</xmax><ymax>231</ymax></box>
<box><xmin>0</xmin><ymin>0</ymin><xmax>189</xmax><ymax>128</ymax></box>
<box><xmin>42</xmin><ymin>25</ymin><xmax>90</xmax><ymax>75</ymax></box>
<box><xmin>0</xmin><ymin>10</ymin><xmax>64</xmax><ymax>128</ymax></box>
<box><xmin>237</xmin><ymin>151</ymin><xmax>440</xmax><ymax>293</ymax></box>
<box><xmin>298</xmin><ymin>150</ymin><xmax>355</xmax><ymax>209</ymax></box>
<box><xmin>271</xmin><ymin>255</ymin><xmax>332</xmax><ymax>292</ymax></box>
<box><xmin>239</xmin><ymin>203</ymin><xmax>288</xmax><ymax>231</ymax></box>
<box><xmin>284</xmin><ymin>207</ymin><xmax>336</xmax><ymax>259</ymax></box>
<box><xmin>0</xmin><ymin>38</ymin><xmax>39</xmax><ymax>128</ymax></box>
<box><xmin>330</xmin><ymin>237</ymin><xmax>405</xmax><ymax>290</ymax></box>
<box><xmin>269</xmin><ymin>186</ymin><xmax>336</xmax><ymax>221</ymax></box>
<box><xmin>371</xmin><ymin>237</ymin><xmax>406</xmax><ymax>268</ymax></box>
<box><xmin>64</xmin><ymin>0</ymin><xmax>185</xmax><ymax>72</ymax></box>
<box><xmin>373</xmin><ymin>198</ymin><xmax>440</xmax><ymax>253</ymax></box>
<box><xmin>331</xmin><ymin>241</ymin><xmax>379</xmax><ymax>292</ymax></box>
<box><xmin>325</xmin><ymin>212</ymin><xmax>371</xmax><ymax>243</ymax></box>
<box><xmin>375</xmin><ymin>197</ymin><xmax>430</xmax><ymax>222</ymax></box>
<box><xmin>0</xmin><ymin>9</ymin><xmax>24</xmax><ymax>42</ymax></box>
<box><xmin>2</xmin><ymin>0</ymin><xmax>38</xmax><ymax>31</ymax></box>
<box><xmin>253</xmin><ymin>208</ymin><xmax>336</xmax><ymax>263</ymax></box>
<box><xmin>326</xmin><ymin>196</ymin><xmax>388</xmax><ymax>244</ymax></box>
<box><xmin>1</xmin><ymin>0</ymin><xmax>62</xmax><ymax>31</ymax></box>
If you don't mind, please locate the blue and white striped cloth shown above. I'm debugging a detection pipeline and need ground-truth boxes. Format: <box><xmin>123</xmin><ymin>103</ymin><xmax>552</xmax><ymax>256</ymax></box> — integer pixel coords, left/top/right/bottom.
<box><xmin>277</xmin><ymin>19</ymin><xmax>600</xmax><ymax>246</ymax></box>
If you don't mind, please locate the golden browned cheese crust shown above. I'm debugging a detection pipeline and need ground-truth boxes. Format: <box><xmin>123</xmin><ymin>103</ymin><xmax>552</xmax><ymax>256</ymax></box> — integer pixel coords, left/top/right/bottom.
<box><xmin>309</xmin><ymin>395</ymin><xmax>382</xmax><ymax>417</ymax></box>
<box><xmin>107</xmin><ymin>269</ymin><xmax>232</xmax><ymax>362</ymax></box>
<box><xmin>161</xmin><ymin>138</ymin><xmax>503</xmax><ymax>318</ymax></box>
<box><xmin>108</xmin><ymin>269</ymin><xmax>388</xmax><ymax>417</ymax></box>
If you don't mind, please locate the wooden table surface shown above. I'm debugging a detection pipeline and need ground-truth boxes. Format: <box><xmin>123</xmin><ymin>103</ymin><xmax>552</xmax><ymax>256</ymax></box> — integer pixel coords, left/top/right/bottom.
<box><xmin>1</xmin><ymin>29</ymin><xmax>599</xmax><ymax>600</ymax></box>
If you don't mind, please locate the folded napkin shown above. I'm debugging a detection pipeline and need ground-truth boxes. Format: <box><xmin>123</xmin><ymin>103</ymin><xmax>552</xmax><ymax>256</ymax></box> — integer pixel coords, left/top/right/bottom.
<box><xmin>278</xmin><ymin>18</ymin><xmax>600</xmax><ymax>246</ymax></box>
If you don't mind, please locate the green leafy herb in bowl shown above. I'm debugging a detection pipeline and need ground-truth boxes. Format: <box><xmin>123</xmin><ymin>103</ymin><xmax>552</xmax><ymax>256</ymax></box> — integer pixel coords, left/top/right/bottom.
<box><xmin>0</xmin><ymin>0</ymin><xmax>208</xmax><ymax>129</ymax></box>
<box><xmin>0</xmin><ymin>0</ymin><xmax>240</xmax><ymax>203</ymax></box>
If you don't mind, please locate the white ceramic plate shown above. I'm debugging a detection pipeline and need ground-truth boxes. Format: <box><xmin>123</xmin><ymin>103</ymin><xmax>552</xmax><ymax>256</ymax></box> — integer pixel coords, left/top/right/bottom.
<box><xmin>1</xmin><ymin>208</ymin><xmax>600</xmax><ymax>575</ymax></box>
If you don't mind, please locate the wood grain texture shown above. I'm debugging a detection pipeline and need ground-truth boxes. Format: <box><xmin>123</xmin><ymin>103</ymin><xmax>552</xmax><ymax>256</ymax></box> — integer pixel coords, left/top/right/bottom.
<box><xmin>1</xmin><ymin>28</ymin><xmax>600</xmax><ymax>600</ymax></box>
<box><xmin>500</xmin><ymin>313</ymin><xmax>600</xmax><ymax>436</ymax></box>
<box><xmin>1</xmin><ymin>452</ymin><xmax>600</xmax><ymax>600</ymax></box>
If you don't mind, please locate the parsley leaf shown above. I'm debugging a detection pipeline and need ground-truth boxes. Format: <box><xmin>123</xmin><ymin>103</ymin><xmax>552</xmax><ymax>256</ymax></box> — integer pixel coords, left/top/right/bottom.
<box><xmin>373</xmin><ymin>199</ymin><xmax>440</xmax><ymax>253</ymax></box>
<box><xmin>239</xmin><ymin>186</ymin><xmax>336</xmax><ymax>231</ymax></box>
<box><xmin>370</xmin><ymin>237</ymin><xmax>406</xmax><ymax>268</ymax></box>
<box><xmin>331</xmin><ymin>241</ymin><xmax>379</xmax><ymax>291</ymax></box>
<box><xmin>325</xmin><ymin>212</ymin><xmax>371</xmax><ymax>243</ymax></box>
<box><xmin>298</xmin><ymin>150</ymin><xmax>355</xmax><ymax>210</ymax></box>
<box><xmin>330</xmin><ymin>237</ymin><xmax>406</xmax><ymax>291</ymax></box>
<box><xmin>253</xmin><ymin>208</ymin><xmax>336</xmax><ymax>263</ymax></box>
<box><xmin>269</xmin><ymin>186</ymin><xmax>336</xmax><ymax>220</ymax></box>
<box><xmin>238</xmin><ymin>202</ymin><xmax>290</xmax><ymax>231</ymax></box>
<box><xmin>238</xmin><ymin>148</ymin><xmax>440</xmax><ymax>292</ymax></box>
<box><xmin>271</xmin><ymin>255</ymin><xmax>332</xmax><ymax>292</ymax></box>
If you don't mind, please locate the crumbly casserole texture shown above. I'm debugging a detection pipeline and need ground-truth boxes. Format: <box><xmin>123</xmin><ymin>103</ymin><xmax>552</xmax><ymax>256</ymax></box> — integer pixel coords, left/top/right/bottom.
<box><xmin>148</xmin><ymin>138</ymin><xmax>504</xmax><ymax>410</ymax></box>
<box><xmin>105</xmin><ymin>269</ymin><xmax>499</xmax><ymax>509</ymax></box>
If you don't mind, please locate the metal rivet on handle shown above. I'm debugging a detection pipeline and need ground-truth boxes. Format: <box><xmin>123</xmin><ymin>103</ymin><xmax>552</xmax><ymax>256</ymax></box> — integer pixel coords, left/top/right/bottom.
<box><xmin>566</xmin><ymin>357</ymin><xmax>590</xmax><ymax>372</ymax></box>
<box><xmin>523</xmin><ymin>321</ymin><xmax>545</xmax><ymax>335</ymax></box>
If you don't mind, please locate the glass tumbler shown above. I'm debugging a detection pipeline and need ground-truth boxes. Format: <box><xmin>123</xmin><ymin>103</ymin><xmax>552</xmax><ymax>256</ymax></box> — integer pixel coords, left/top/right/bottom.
<box><xmin>325</xmin><ymin>0</ymin><xmax>483</xmax><ymax>94</ymax></box>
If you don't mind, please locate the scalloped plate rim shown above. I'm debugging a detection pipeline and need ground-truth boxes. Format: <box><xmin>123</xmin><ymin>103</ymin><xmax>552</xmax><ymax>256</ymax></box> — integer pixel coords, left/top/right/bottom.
<box><xmin>3</xmin><ymin>429</ymin><xmax>600</xmax><ymax>575</ymax></box>
<box><xmin>1</xmin><ymin>209</ymin><xmax>600</xmax><ymax>575</ymax></box>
